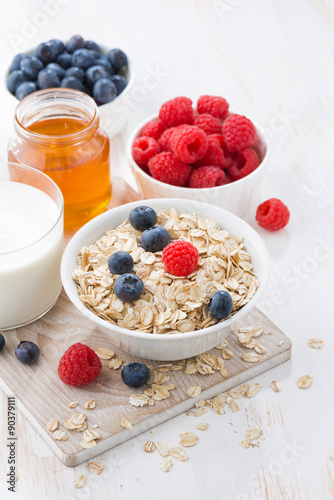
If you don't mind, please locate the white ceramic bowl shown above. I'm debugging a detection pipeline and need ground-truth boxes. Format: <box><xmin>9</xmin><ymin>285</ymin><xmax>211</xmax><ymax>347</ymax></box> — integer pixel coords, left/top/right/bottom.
<box><xmin>61</xmin><ymin>199</ymin><xmax>270</xmax><ymax>361</ymax></box>
<box><xmin>6</xmin><ymin>44</ymin><xmax>134</xmax><ymax>139</ymax></box>
<box><xmin>128</xmin><ymin>112</ymin><xmax>270</xmax><ymax>218</ymax></box>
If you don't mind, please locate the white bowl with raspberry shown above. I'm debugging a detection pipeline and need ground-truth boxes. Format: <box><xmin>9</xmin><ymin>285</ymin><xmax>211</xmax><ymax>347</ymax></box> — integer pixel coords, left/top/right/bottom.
<box><xmin>128</xmin><ymin>96</ymin><xmax>270</xmax><ymax>218</ymax></box>
<box><xmin>61</xmin><ymin>198</ymin><xmax>270</xmax><ymax>361</ymax></box>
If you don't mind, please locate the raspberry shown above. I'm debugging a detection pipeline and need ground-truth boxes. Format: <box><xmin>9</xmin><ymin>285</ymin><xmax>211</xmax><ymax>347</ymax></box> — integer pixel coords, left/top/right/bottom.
<box><xmin>132</xmin><ymin>136</ymin><xmax>160</xmax><ymax>171</ymax></box>
<box><xmin>197</xmin><ymin>95</ymin><xmax>229</xmax><ymax>119</ymax></box>
<box><xmin>189</xmin><ymin>166</ymin><xmax>227</xmax><ymax>188</ymax></box>
<box><xmin>58</xmin><ymin>343</ymin><xmax>102</xmax><ymax>386</ymax></box>
<box><xmin>193</xmin><ymin>135</ymin><xmax>226</xmax><ymax>168</ymax></box>
<box><xmin>209</xmin><ymin>133</ymin><xmax>225</xmax><ymax>149</ymax></box>
<box><xmin>170</xmin><ymin>125</ymin><xmax>208</xmax><ymax>163</ymax></box>
<box><xmin>223</xmin><ymin>114</ymin><xmax>257</xmax><ymax>152</ymax></box>
<box><xmin>148</xmin><ymin>152</ymin><xmax>191</xmax><ymax>186</ymax></box>
<box><xmin>228</xmin><ymin>148</ymin><xmax>260</xmax><ymax>180</ymax></box>
<box><xmin>193</xmin><ymin>114</ymin><xmax>222</xmax><ymax>135</ymax></box>
<box><xmin>162</xmin><ymin>241</ymin><xmax>199</xmax><ymax>276</ymax></box>
<box><xmin>158</xmin><ymin>127</ymin><xmax>175</xmax><ymax>152</ymax></box>
<box><xmin>141</xmin><ymin>118</ymin><xmax>166</xmax><ymax>140</ymax></box>
<box><xmin>159</xmin><ymin>97</ymin><xmax>194</xmax><ymax>127</ymax></box>
<box><xmin>256</xmin><ymin>198</ymin><xmax>290</xmax><ymax>231</ymax></box>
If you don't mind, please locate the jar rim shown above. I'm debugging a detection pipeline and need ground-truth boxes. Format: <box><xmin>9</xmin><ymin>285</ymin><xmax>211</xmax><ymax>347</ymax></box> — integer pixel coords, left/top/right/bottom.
<box><xmin>14</xmin><ymin>88</ymin><xmax>99</xmax><ymax>145</ymax></box>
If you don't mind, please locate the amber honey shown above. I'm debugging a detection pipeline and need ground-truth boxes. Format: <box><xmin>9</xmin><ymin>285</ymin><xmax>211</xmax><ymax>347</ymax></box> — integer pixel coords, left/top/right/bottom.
<box><xmin>8</xmin><ymin>89</ymin><xmax>111</xmax><ymax>227</ymax></box>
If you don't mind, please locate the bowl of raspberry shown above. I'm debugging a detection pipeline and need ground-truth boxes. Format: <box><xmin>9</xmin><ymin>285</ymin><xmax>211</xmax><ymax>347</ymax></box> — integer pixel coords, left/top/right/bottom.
<box><xmin>5</xmin><ymin>35</ymin><xmax>134</xmax><ymax>138</ymax></box>
<box><xmin>128</xmin><ymin>96</ymin><xmax>270</xmax><ymax>218</ymax></box>
<box><xmin>61</xmin><ymin>198</ymin><xmax>270</xmax><ymax>361</ymax></box>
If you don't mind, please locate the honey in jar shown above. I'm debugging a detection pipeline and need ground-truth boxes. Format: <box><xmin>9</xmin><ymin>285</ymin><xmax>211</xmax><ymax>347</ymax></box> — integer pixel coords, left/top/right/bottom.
<box><xmin>8</xmin><ymin>88</ymin><xmax>111</xmax><ymax>227</ymax></box>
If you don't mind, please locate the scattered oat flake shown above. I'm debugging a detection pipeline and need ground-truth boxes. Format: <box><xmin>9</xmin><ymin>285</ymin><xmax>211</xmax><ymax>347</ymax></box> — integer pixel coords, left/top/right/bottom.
<box><xmin>228</xmin><ymin>399</ymin><xmax>240</xmax><ymax>412</ymax></box>
<box><xmin>297</xmin><ymin>375</ymin><xmax>313</xmax><ymax>389</ymax></box>
<box><xmin>270</xmin><ymin>381</ymin><xmax>281</xmax><ymax>393</ymax></box>
<box><xmin>84</xmin><ymin>399</ymin><xmax>96</xmax><ymax>410</ymax></box>
<box><xmin>68</xmin><ymin>402</ymin><xmax>79</xmax><ymax>409</ymax></box>
<box><xmin>169</xmin><ymin>446</ymin><xmax>188</xmax><ymax>461</ymax></box>
<box><xmin>220</xmin><ymin>366</ymin><xmax>229</xmax><ymax>378</ymax></box>
<box><xmin>64</xmin><ymin>414</ymin><xmax>87</xmax><ymax>431</ymax></box>
<box><xmin>159</xmin><ymin>457</ymin><xmax>173</xmax><ymax>472</ymax></box>
<box><xmin>222</xmin><ymin>348</ymin><xmax>234</xmax><ymax>360</ymax></box>
<box><xmin>143</xmin><ymin>441</ymin><xmax>156</xmax><ymax>453</ymax></box>
<box><xmin>241</xmin><ymin>353</ymin><xmax>260</xmax><ymax>363</ymax></box>
<box><xmin>278</xmin><ymin>340</ymin><xmax>285</xmax><ymax>346</ymax></box>
<box><xmin>196</xmin><ymin>422</ymin><xmax>209</xmax><ymax>431</ymax></box>
<box><xmin>121</xmin><ymin>418</ymin><xmax>133</xmax><ymax>429</ymax></box>
<box><xmin>254</xmin><ymin>343</ymin><xmax>266</xmax><ymax>355</ymax></box>
<box><xmin>96</xmin><ymin>382</ymin><xmax>103</xmax><ymax>387</ymax></box>
<box><xmin>187</xmin><ymin>385</ymin><xmax>202</xmax><ymax>398</ymax></box>
<box><xmin>195</xmin><ymin>399</ymin><xmax>206</xmax><ymax>408</ymax></box>
<box><xmin>47</xmin><ymin>418</ymin><xmax>58</xmax><ymax>432</ymax></box>
<box><xmin>74</xmin><ymin>475</ymin><xmax>86</xmax><ymax>488</ymax></box>
<box><xmin>308</xmin><ymin>338</ymin><xmax>324</xmax><ymax>349</ymax></box>
<box><xmin>193</xmin><ymin>407</ymin><xmax>207</xmax><ymax>417</ymax></box>
<box><xmin>180</xmin><ymin>431</ymin><xmax>198</xmax><ymax>447</ymax></box>
<box><xmin>239</xmin><ymin>439</ymin><xmax>251</xmax><ymax>449</ymax></box>
<box><xmin>215</xmin><ymin>340</ymin><xmax>228</xmax><ymax>349</ymax></box>
<box><xmin>246</xmin><ymin>383</ymin><xmax>261</xmax><ymax>398</ymax></box>
<box><xmin>245</xmin><ymin>428</ymin><xmax>261</xmax><ymax>440</ymax></box>
<box><xmin>156</xmin><ymin>441</ymin><xmax>169</xmax><ymax>457</ymax></box>
<box><xmin>95</xmin><ymin>347</ymin><xmax>114</xmax><ymax>359</ymax></box>
<box><xmin>53</xmin><ymin>430</ymin><xmax>68</xmax><ymax>441</ymax></box>
<box><xmin>83</xmin><ymin>429</ymin><xmax>100</xmax><ymax>442</ymax></box>
<box><xmin>109</xmin><ymin>358</ymin><xmax>122</xmax><ymax>369</ymax></box>
<box><xmin>87</xmin><ymin>462</ymin><xmax>104</xmax><ymax>475</ymax></box>
<box><xmin>129</xmin><ymin>394</ymin><xmax>149</xmax><ymax>407</ymax></box>
<box><xmin>80</xmin><ymin>439</ymin><xmax>96</xmax><ymax>449</ymax></box>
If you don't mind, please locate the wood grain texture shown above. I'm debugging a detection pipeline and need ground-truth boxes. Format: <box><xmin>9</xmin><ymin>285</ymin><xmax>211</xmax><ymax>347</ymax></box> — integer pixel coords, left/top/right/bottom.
<box><xmin>0</xmin><ymin>302</ymin><xmax>291</xmax><ymax>466</ymax></box>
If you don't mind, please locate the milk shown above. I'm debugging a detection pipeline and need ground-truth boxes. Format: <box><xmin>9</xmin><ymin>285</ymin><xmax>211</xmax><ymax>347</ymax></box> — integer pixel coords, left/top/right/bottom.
<box><xmin>0</xmin><ymin>182</ymin><xmax>63</xmax><ymax>329</ymax></box>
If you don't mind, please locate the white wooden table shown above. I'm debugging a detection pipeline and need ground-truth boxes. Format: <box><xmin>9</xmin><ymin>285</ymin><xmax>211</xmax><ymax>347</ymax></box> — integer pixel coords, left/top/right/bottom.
<box><xmin>1</xmin><ymin>1</ymin><xmax>334</xmax><ymax>498</ymax></box>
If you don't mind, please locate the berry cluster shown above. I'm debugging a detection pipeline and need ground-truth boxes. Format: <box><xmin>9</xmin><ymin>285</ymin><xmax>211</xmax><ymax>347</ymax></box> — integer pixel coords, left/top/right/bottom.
<box><xmin>131</xmin><ymin>95</ymin><xmax>260</xmax><ymax>188</ymax></box>
<box><xmin>7</xmin><ymin>35</ymin><xmax>128</xmax><ymax>105</ymax></box>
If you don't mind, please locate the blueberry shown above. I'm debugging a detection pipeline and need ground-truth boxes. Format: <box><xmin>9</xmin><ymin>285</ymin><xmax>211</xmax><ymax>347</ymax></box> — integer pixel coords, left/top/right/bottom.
<box><xmin>72</xmin><ymin>48</ymin><xmax>96</xmax><ymax>70</ymax></box>
<box><xmin>0</xmin><ymin>333</ymin><xmax>5</xmax><ymax>352</ymax></box>
<box><xmin>139</xmin><ymin>226</ymin><xmax>170</xmax><ymax>253</ymax></box>
<box><xmin>129</xmin><ymin>206</ymin><xmax>157</xmax><ymax>231</ymax></box>
<box><xmin>49</xmin><ymin>38</ymin><xmax>65</xmax><ymax>55</ymax></box>
<box><xmin>114</xmin><ymin>274</ymin><xmax>144</xmax><ymax>302</ymax></box>
<box><xmin>60</xmin><ymin>76</ymin><xmax>85</xmax><ymax>91</ymax></box>
<box><xmin>110</xmin><ymin>75</ymin><xmax>127</xmax><ymax>95</ymax></box>
<box><xmin>85</xmin><ymin>65</ymin><xmax>110</xmax><ymax>88</ymax></box>
<box><xmin>121</xmin><ymin>362</ymin><xmax>150</xmax><ymax>388</ymax></box>
<box><xmin>108</xmin><ymin>48</ymin><xmax>128</xmax><ymax>70</ymax></box>
<box><xmin>9</xmin><ymin>53</ymin><xmax>26</xmax><ymax>72</ymax></box>
<box><xmin>15</xmin><ymin>81</ymin><xmax>37</xmax><ymax>100</ymax></box>
<box><xmin>35</xmin><ymin>41</ymin><xmax>59</xmax><ymax>63</ymax></box>
<box><xmin>56</xmin><ymin>51</ymin><xmax>72</xmax><ymax>69</ymax></box>
<box><xmin>65</xmin><ymin>66</ymin><xmax>84</xmax><ymax>81</ymax></box>
<box><xmin>95</xmin><ymin>57</ymin><xmax>113</xmax><ymax>74</ymax></box>
<box><xmin>6</xmin><ymin>70</ymin><xmax>29</xmax><ymax>94</ymax></box>
<box><xmin>45</xmin><ymin>62</ymin><xmax>65</xmax><ymax>79</ymax></box>
<box><xmin>108</xmin><ymin>251</ymin><xmax>134</xmax><ymax>275</ymax></box>
<box><xmin>20</xmin><ymin>56</ymin><xmax>44</xmax><ymax>79</ymax></box>
<box><xmin>84</xmin><ymin>40</ymin><xmax>100</xmax><ymax>53</ymax></box>
<box><xmin>93</xmin><ymin>78</ymin><xmax>117</xmax><ymax>105</ymax></box>
<box><xmin>66</xmin><ymin>35</ymin><xmax>85</xmax><ymax>53</ymax></box>
<box><xmin>15</xmin><ymin>341</ymin><xmax>40</xmax><ymax>365</ymax></box>
<box><xmin>37</xmin><ymin>68</ymin><xmax>60</xmax><ymax>89</ymax></box>
<box><xmin>208</xmin><ymin>290</ymin><xmax>233</xmax><ymax>319</ymax></box>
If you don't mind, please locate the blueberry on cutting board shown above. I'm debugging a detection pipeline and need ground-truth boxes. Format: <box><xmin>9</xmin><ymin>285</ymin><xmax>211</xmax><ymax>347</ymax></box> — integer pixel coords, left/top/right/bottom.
<box><xmin>122</xmin><ymin>362</ymin><xmax>150</xmax><ymax>388</ymax></box>
<box><xmin>0</xmin><ymin>333</ymin><xmax>5</xmax><ymax>352</ymax></box>
<box><xmin>15</xmin><ymin>341</ymin><xmax>40</xmax><ymax>364</ymax></box>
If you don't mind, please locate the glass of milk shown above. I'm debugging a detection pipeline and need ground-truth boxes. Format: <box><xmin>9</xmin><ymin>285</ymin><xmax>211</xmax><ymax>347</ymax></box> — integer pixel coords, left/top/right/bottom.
<box><xmin>0</xmin><ymin>162</ymin><xmax>64</xmax><ymax>330</ymax></box>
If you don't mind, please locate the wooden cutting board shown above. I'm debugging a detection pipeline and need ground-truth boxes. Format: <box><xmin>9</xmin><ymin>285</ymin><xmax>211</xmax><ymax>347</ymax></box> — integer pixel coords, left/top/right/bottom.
<box><xmin>0</xmin><ymin>178</ymin><xmax>292</xmax><ymax>467</ymax></box>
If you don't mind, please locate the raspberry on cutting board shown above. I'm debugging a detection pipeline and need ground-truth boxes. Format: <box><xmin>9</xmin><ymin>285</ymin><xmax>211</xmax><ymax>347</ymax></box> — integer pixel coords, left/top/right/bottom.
<box><xmin>256</xmin><ymin>198</ymin><xmax>290</xmax><ymax>231</ymax></box>
<box><xmin>58</xmin><ymin>343</ymin><xmax>102</xmax><ymax>386</ymax></box>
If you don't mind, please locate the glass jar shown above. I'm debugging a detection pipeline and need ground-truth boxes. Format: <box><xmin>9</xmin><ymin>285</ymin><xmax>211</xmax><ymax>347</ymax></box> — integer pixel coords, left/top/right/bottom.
<box><xmin>8</xmin><ymin>88</ymin><xmax>111</xmax><ymax>227</ymax></box>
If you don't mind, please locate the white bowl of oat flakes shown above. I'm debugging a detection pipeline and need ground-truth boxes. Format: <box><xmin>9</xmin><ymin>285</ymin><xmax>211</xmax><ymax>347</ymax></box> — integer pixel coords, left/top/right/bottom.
<box><xmin>61</xmin><ymin>199</ymin><xmax>270</xmax><ymax>360</ymax></box>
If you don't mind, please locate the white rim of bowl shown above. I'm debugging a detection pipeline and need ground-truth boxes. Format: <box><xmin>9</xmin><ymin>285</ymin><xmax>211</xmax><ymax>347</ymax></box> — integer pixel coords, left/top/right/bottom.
<box><xmin>127</xmin><ymin>111</ymin><xmax>270</xmax><ymax>193</ymax></box>
<box><xmin>61</xmin><ymin>198</ymin><xmax>270</xmax><ymax>343</ymax></box>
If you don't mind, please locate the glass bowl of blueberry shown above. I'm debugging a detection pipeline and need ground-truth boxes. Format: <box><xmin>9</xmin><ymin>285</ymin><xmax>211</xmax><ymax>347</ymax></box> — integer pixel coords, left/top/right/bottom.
<box><xmin>6</xmin><ymin>35</ymin><xmax>134</xmax><ymax>138</ymax></box>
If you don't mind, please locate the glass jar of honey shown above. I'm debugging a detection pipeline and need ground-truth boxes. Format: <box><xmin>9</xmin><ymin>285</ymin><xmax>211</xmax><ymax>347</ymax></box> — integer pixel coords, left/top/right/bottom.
<box><xmin>8</xmin><ymin>88</ymin><xmax>111</xmax><ymax>227</ymax></box>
